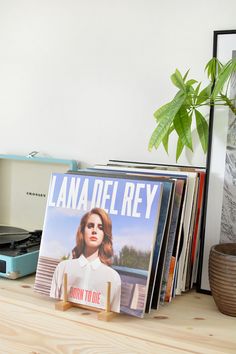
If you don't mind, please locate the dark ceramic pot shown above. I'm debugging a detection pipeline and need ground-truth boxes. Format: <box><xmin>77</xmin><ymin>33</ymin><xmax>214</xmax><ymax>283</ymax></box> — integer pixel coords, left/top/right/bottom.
<box><xmin>209</xmin><ymin>243</ymin><xmax>236</xmax><ymax>317</ymax></box>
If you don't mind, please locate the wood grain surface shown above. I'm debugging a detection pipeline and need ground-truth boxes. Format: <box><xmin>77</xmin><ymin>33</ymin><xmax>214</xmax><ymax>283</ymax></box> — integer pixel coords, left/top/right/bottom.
<box><xmin>0</xmin><ymin>275</ymin><xmax>235</xmax><ymax>353</ymax></box>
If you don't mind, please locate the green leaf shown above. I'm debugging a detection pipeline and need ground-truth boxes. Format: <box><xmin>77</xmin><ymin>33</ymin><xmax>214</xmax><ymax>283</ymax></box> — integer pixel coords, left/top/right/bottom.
<box><xmin>185</xmin><ymin>85</ymin><xmax>195</xmax><ymax>97</ymax></box>
<box><xmin>212</xmin><ymin>58</ymin><xmax>236</xmax><ymax>99</ymax></box>
<box><xmin>183</xmin><ymin>69</ymin><xmax>190</xmax><ymax>82</ymax></box>
<box><xmin>205</xmin><ymin>57</ymin><xmax>223</xmax><ymax>82</ymax></box>
<box><xmin>149</xmin><ymin>92</ymin><xmax>186</xmax><ymax>151</ymax></box>
<box><xmin>153</xmin><ymin>90</ymin><xmax>186</xmax><ymax>122</ymax></box>
<box><xmin>162</xmin><ymin>125</ymin><xmax>175</xmax><ymax>153</ymax></box>
<box><xmin>196</xmin><ymin>84</ymin><xmax>212</xmax><ymax>105</ymax></box>
<box><xmin>171</xmin><ymin>69</ymin><xmax>186</xmax><ymax>90</ymax></box>
<box><xmin>194</xmin><ymin>82</ymin><xmax>201</xmax><ymax>100</ymax></box>
<box><xmin>205</xmin><ymin>58</ymin><xmax>216</xmax><ymax>80</ymax></box>
<box><xmin>153</xmin><ymin>101</ymin><xmax>173</xmax><ymax>122</ymax></box>
<box><xmin>176</xmin><ymin>138</ymin><xmax>184</xmax><ymax>161</ymax></box>
<box><xmin>195</xmin><ymin>109</ymin><xmax>208</xmax><ymax>153</ymax></box>
<box><xmin>173</xmin><ymin>108</ymin><xmax>193</xmax><ymax>150</ymax></box>
<box><xmin>186</xmin><ymin>79</ymin><xmax>198</xmax><ymax>86</ymax></box>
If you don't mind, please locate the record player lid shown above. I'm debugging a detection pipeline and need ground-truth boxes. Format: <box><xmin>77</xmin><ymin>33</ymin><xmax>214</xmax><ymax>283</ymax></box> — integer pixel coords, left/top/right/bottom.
<box><xmin>0</xmin><ymin>226</ymin><xmax>29</xmax><ymax>244</ymax></box>
<box><xmin>0</xmin><ymin>154</ymin><xmax>78</xmax><ymax>230</ymax></box>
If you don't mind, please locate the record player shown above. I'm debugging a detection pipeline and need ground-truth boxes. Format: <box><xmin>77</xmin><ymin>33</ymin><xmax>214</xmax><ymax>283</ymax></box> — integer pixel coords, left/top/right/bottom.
<box><xmin>0</xmin><ymin>226</ymin><xmax>42</xmax><ymax>279</ymax></box>
<box><xmin>0</xmin><ymin>153</ymin><xmax>78</xmax><ymax>279</ymax></box>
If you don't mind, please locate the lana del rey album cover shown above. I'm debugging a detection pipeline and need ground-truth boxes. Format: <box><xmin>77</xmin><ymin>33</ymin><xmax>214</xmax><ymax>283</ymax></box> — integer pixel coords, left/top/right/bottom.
<box><xmin>34</xmin><ymin>171</ymin><xmax>163</xmax><ymax>318</ymax></box>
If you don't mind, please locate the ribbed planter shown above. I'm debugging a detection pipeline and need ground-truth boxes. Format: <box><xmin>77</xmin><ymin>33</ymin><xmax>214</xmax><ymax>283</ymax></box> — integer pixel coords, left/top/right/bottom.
<box><xmin>209</xmin><ymin>243</ymin><xmax>236</xmax><ymax>317</ymax></box>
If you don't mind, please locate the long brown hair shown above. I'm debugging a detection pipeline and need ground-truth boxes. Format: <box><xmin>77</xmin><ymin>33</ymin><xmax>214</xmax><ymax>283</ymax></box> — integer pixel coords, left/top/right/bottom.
<box><xmin>72</xmin><ymin>208</ymin><xmax>113</xmax><ymax>265</ymax></box>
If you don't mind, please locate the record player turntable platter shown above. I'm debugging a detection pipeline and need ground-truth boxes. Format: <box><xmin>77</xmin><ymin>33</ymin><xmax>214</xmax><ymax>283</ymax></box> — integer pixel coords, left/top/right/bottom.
<box><xmin>0</xmin><ymin>226</ymin><xmax>30</xmax><ymax>244</ymax></box>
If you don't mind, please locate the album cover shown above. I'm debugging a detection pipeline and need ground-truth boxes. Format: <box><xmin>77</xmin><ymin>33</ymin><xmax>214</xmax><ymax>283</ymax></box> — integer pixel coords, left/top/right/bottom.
<box><xmin>145</xmin><ymin>178</ymin><xmax>175</xmax><ymax>312</ymax></box>
<box><xmin>34</xmin><ymin>172</ymin><xmax>163</xmax><ymax>318</ymax></box>
<box><xmin>158</xmin><ymin>178</ymin><xmax>186</xmax><ymax>305</ymax></box>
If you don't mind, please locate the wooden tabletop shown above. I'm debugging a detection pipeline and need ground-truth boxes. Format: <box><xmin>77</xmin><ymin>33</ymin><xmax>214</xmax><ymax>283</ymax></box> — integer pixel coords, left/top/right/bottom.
<box><xmin>0</xmin><ymin>275</ymin><xmax>235</xmax><ymax>354</ymax></box>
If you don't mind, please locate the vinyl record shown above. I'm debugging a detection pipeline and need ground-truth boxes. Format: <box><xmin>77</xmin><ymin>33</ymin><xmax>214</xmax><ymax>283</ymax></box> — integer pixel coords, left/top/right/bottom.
<box><xmin>0</xmin><ymin>226</ymin><xmax>29</xmax><ymax>244</ymax></box>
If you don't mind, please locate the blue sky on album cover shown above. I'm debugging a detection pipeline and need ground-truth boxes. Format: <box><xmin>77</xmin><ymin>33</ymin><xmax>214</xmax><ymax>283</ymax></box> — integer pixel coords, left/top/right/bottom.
<box><xmin>39</xmin><ymin>173</ymin><xmax>163</xmax><ymax>260</ymax></box>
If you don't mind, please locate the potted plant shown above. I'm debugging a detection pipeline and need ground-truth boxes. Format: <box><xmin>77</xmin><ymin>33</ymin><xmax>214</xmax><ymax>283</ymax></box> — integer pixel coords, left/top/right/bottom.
<box><xmin>148</xmin><ymin>57</ymin><xmax>236</xmax><ymax>316</ymax></box>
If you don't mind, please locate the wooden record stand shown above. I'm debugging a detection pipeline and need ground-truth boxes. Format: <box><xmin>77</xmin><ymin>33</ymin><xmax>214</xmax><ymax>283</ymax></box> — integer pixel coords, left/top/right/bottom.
<box><xmin>55</xmin><ymin>273</ymin><xmax>116</xmax><ymax>322</ymax></box>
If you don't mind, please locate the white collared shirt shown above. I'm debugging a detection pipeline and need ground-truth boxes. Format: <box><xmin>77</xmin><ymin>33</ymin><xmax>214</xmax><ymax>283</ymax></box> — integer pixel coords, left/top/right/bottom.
<box><xmin>50</xmin><ymin>255</ymin><xmax>121</xmax><ymax>312</ymax></box>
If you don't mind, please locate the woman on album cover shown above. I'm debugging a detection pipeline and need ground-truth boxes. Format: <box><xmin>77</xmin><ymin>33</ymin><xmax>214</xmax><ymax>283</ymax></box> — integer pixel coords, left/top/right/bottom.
<box><xmin>50</xmin><ymin>207</ymin><xmax>121</xmax><ymax>312</ymax></box>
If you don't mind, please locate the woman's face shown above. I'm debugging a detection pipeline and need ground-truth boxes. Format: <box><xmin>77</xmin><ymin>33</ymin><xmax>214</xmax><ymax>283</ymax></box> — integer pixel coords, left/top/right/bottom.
<box><xmin>84</xmin><ymin>213</ymin><xmax>104</xmax><ymax>250</ymax></box>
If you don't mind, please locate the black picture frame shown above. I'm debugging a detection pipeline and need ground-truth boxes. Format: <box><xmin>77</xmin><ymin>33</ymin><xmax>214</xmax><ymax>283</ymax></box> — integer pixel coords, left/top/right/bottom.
<box><xmin>198</xmin><ymin>30</ymin><xmax>236</xmax><ymax>293</ymax></box>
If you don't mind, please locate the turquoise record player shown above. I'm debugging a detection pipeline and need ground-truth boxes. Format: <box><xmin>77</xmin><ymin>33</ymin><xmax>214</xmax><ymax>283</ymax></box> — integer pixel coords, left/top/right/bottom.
<box><xmin>0</xmin><ymin>153</ymin><xmax>78</xmax><ymax>279</ymax></box>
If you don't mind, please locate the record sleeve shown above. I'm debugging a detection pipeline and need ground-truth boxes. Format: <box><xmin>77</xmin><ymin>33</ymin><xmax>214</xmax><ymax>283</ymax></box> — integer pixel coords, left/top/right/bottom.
<box><xmin>34</xmin><ymin>171</ymin><xmax>164</xmax><ymax>318</ymax></box>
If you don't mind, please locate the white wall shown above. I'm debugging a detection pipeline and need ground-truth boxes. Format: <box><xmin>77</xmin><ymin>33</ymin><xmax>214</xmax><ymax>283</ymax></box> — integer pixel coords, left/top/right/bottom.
<box><xmin>0</xmin><ymin>0</ymin><xmax>235</xmax><ymax>167</ymax></box>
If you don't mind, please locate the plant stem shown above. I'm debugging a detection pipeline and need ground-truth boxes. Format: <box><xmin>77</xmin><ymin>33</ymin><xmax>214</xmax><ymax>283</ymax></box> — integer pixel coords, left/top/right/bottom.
<box><xmin>220</xmin><ymin>94</ymin><xmax>236</xmax><ymax>115</ymax></box>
